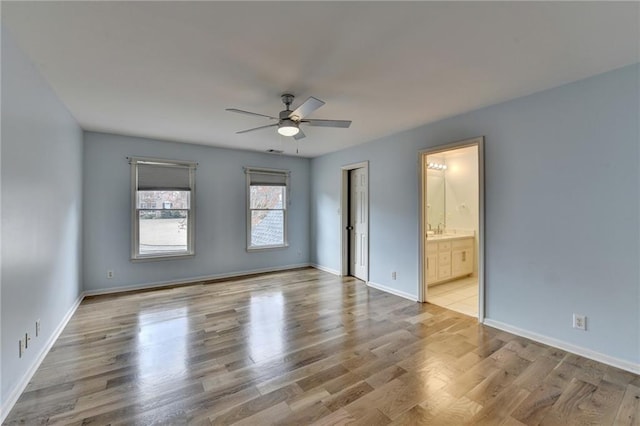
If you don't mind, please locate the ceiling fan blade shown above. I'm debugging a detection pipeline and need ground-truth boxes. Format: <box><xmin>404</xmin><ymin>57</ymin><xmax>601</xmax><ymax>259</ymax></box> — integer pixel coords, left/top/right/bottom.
<box><xmin>303</xmin><ymin>119</ymin><xmax>352</xmax><ymax>128</ymax></box>
<box><xmin>289</xmin><ymin>96</ymin><xmax>325</xmax><ymax>121</ymax></box>
<box><xmin>293</xmin><ymin>129</ymin><xmax>306</xmax><ymax>140</ymax></box>
<box><xmin>236</xmin><ymin>123</ymin><xmax>278</xmax><ymax>134</ymax></box>
<box><xmin>226</xmin><ymin>108</ymin><xmax>278</xmax><ymax>120</ymax></box>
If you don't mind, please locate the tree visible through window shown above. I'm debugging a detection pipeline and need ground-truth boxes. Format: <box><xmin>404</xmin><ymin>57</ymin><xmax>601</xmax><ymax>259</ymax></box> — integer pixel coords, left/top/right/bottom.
<box><xmin>246</xmin><ymin>168</ymin><xmax>289</xmax><ymax>250</ymax></box>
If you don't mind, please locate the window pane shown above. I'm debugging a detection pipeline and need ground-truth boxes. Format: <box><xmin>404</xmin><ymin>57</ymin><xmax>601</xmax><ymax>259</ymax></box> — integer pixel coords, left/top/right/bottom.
<box><xmin>251</xmin><ymin>210</ymin><xmax>284</xmax><ymax>247</ymax></box>
<box><xmin>250</xmin><ymin>186</ymin><xmax>284</xmax><ymax>209</ymax></box>
<box><xmin>139</xmin><ymin>210</ymin><xmax>188</xmax><ymax>255</ymax></box>
<box><xmin>137</xmin><ymin>191</ymin><xmax>190</xmax><ymax>209</ymax></box>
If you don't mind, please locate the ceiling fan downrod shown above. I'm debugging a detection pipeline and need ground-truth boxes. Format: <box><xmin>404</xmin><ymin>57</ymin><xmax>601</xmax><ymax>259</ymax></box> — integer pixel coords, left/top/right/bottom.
<box><xmin>281</xmin><ymin>94</ymin><xmax>294</xmax><ymax>111</ymax></box>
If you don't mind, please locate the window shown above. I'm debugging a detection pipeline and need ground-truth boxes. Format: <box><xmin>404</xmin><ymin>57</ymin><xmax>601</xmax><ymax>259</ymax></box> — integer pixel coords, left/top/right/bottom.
<box><xmin>245</xmin><ymin>167</ymin><xmax>289</xmax><ymax>250</ymax></box>
<box><xmin>130</xmin><ymin>158</ymin><xmax>196</xmax><ymax>260</ymax></box>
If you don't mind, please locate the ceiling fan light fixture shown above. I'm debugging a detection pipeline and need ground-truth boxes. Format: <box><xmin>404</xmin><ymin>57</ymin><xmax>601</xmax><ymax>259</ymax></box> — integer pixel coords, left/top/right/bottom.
<box><xmin>277</xmin><ymin>120</ymin><xmax>300</xmax><ymax>137</ymax></box>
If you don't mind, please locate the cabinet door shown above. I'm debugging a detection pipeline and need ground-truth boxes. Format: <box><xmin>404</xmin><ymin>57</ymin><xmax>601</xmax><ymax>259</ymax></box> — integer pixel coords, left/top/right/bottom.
<box><xmin>464</xmin><ymin>246</ymin><xmax>474</xmax><ymax>275</ymax></box>
<box><xmin>437</xmin><ymin>252</ymin><xmax>451</xmax><ymax>280</ymax></box>
<box><xmin>426</xmin><ymin>253</ymin><xmax>438</xmax><ymax>283</ymax></box>
<box><xmin>452</xmin><ymin>248</ymin><xmax>473</xmax><ymax>277</ymax></box>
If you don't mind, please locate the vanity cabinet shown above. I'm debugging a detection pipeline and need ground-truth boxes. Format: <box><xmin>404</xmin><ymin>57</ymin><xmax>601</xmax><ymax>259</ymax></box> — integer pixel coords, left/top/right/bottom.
<box><xmin>437</xmin><ymin>242</ymin><xmax>452</xmax><ymax>281</ymax></box>
<box><xmin>451</xmin><ymin>239</ymin><xmax>474</xmax><ymax>277</ymax></box>
<box><xmin>426</xmin><ymin>244</ymin><xmax>438</xmax><ymax>283</ymax></box>
<box><xmin>426</xmin><ymin>237</ymin><xmax>474</xmax><ymax>285</ymax></box>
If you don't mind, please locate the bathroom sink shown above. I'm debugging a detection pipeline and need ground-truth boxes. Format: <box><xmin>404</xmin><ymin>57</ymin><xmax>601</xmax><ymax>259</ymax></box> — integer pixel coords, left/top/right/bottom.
<box><xmin>427</xmin><ymin>234</ymin><xmax>448</xmax><ymax>240</ymax></box>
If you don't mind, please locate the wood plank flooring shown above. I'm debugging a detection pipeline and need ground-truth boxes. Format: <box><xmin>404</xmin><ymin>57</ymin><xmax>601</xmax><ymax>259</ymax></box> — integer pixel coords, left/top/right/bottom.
<box><xmin>4</xmin><ymin>268</ymin><xmax>639</xmax><ymax>425</ymax></box>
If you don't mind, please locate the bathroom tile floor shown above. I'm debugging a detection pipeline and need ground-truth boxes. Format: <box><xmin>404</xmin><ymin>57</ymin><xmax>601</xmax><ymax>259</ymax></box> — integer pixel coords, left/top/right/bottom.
<box><xmin>427</xmin><ymin>276</ymin><xmax>478</xmax><ymax>317</ymax></box>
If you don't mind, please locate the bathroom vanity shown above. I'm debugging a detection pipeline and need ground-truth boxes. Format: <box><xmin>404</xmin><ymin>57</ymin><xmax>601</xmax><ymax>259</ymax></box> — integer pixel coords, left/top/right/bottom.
<box><xmin>426</xmin><ymin>235</ymin><xmax>474</xmax><ymax>285</ymax></box>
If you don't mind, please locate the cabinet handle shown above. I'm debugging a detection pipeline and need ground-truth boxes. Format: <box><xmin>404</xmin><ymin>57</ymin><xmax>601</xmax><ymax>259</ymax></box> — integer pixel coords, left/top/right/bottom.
<box><xmin>427</xmin><ymin>258</ymin><xmax>429</xmax><ymax>269</ymax></box>
<box><xmin>462</xmin><ymin>251</ymin><xmax>466</xmax><ymax>262</ymax></box>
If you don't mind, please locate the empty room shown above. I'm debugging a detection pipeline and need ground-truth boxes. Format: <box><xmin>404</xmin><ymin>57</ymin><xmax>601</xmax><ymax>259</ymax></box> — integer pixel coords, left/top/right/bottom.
<box><xmin>1</xmin><ymin>2</ymin><xmax>639</xmax><ymax>424</ymax></box>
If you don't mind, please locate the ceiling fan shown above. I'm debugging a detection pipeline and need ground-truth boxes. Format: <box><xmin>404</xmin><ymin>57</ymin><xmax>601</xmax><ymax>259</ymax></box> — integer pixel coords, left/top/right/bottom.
<box><xmin>226</xmin><ymin>94</ymin><xmax>352</xmax><ymax>140</ymax></box>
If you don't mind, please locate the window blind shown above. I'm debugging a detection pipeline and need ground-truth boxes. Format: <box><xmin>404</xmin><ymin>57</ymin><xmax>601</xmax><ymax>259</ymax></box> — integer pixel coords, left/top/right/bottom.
<box><xmin>137</xmin><ymin>162</ymin><xmax>194</xmax><ymax>190</ymax></box>
<box><xmin>245</xmin><ymin>168</ymin><xmax>289</xmax><ymax>186</ymax></box>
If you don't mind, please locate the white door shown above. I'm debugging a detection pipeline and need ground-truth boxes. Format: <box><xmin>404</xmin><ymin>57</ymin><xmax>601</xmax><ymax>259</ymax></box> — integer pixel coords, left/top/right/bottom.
<box><xmin>349</xmin><ymin>168</ymin><xmax>368</xmax><ymax>280</ymax></box>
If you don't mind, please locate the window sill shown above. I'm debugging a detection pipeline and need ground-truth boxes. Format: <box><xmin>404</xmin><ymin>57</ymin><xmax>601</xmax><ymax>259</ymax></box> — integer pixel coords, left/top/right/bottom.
<box><xmin>131</xmin><ymin>253</ymin><xmax>195</xmax><ymax>262</ymax></box>
<box><xmin>247</xmin><ymin>244</ymin><xmax>289</xmax><ymax>252</ymax></box>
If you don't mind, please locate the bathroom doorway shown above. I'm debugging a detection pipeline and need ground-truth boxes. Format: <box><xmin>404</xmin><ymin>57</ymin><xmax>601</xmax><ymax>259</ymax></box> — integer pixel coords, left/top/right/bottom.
<box><xmin>419</xmin><ymin>137</ymin><xmax>484</xmax><ymax>320</ymax></box>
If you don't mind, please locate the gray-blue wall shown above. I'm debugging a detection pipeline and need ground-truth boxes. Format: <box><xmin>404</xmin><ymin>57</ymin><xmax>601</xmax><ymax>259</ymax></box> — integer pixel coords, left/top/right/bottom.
<box><xmin>1</xmin><ymin>28</ymin><xmax>83</xmax><ymax>406</ymax></box>
<box><xmin>83</xmin><ymin>132</ymin><xmax>310</xmax><ymax>292</ymax></box>
<box><xmin>311</xmin><ymin>63</ymin><xmax>640</xmax><ymax>366</ymax></box>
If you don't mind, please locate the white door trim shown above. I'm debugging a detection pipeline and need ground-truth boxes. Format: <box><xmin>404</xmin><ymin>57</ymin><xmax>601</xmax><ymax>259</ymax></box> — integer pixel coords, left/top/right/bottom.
<box><xmin>341</xmin><ymin>161</ymin><xmax>369</xmax><ymax>281</ymax></box>
<box><xmin>418</xmin><ymin>137</ymin><xmax>485</xmax><ymax>322</ymax></box>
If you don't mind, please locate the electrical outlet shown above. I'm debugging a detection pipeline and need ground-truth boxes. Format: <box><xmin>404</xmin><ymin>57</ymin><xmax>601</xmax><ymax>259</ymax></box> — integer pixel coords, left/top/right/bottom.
<box><xmin>573</xmin><ymin>314</ymin><xmax>587</xmax><ymax>330</ymax></box>
<box><xmin>391</xmin><ymin>271</ymin><xmax>397</xmax><ymax>280</ymax></box>
<box><xmin>36</xmin><ymin>320</ymin><xmax>41</xmax><ymax>337</ymax></box>
<box><xmin>18</xmin><ymin>340</ymin><xmax>23</xmax><ymax>358</ymax></box>
<box><xmin>107</xmin><ymin>270</ymin><xmax>114</xmax><ymax>279</ymax></box>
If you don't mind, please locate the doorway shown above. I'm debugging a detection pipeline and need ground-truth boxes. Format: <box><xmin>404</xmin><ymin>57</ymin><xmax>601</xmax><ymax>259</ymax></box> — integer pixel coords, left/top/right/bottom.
<box><xmin>341</xmin><ymin>162</ymin><xmax>369</xmax><ymax>281</ymax></box>
<box><xmin>419</xmin><ymin>137</ymin><xmax>484</xmax><ymax>320</ymax></box>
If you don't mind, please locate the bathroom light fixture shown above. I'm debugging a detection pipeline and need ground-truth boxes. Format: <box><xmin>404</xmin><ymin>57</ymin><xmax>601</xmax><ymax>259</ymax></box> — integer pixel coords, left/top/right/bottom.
<box><xmin>427</xmin><ymin>162</ymin><xmax>447</xmax><ymax>170</ymax></box>
<box><xmin>277</xmin><ymin>119</ymin><xmax>300</xmax><ymax>137</ymax></box>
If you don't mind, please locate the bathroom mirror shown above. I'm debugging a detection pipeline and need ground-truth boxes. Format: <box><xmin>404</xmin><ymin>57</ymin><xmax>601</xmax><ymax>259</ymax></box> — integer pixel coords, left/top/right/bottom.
<box><xmin>426</xmin><ymin>169</ymin><xmax>445</xmax><ymax>230</ymax></box>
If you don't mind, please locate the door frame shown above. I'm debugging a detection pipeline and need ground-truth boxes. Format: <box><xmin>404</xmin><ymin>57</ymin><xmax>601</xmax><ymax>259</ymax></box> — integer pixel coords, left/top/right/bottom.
<box><xmin>418</xmin><ymin>137</ymin><xmax>485</xmax><ymax>322</ymax></box>
<box><xmin>340</xmin><ymin>161</ymin><xmax>369</xmax><ymax>281</ymax></box>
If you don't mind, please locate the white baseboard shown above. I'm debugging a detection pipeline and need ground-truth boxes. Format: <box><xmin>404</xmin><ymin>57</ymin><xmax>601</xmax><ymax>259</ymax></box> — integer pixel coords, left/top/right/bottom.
<box><xmin>0</xmin><ymin>293</ymin><xmax>84</xmax><ymax>424</ymax></box>
<box><xmin>367</xmin><ymin>281</ymin><xmax>418</xmax><ymax>302</ymax></box>
<box><xmin>83</xmin><ymin>263</ymin><xmax>312</xmax><ymax>296</ymax></box>
<box><xmin>310</xmin><ymin>264</ymin><xmax>341</xmax><ymax>276</ymax></box>
<box><xmin>483</xmin><ymin>319</ymin><xmax>640</xmax><ymax>375</ymax></box>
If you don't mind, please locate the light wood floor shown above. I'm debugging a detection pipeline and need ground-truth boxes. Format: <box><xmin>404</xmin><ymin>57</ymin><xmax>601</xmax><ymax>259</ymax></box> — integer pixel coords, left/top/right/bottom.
<box><xmin>5</xmin><ymin>268</ymin><xmax>639</xmax><ymax>425</ymax></box>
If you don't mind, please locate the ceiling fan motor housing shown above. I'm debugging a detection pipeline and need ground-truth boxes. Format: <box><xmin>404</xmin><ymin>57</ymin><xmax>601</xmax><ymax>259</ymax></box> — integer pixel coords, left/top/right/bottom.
<box><xmin>279</xmin><ymin>108</ymin><xmax>300</xmax><ymax>131</ymax></box>
<box><xmin>279</xmin><ymin>110</ymin><xmax>294</xmax><ymax>120</ymax></box>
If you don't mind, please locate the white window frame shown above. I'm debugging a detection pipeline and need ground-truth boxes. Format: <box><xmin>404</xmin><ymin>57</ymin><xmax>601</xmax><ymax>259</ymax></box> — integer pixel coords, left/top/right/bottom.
<box><xmin>245</xmin><ymin>167</ymin><xmax>290</xmax><ymax>251</ymax></box>
<box><xmin>130</xmin><ymin>157</ymin><xmax>197</xmax><ymax>261</ymax></box>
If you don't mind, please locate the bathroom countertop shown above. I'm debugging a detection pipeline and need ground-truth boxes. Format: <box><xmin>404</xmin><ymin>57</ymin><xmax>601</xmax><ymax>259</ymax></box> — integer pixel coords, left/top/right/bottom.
<box><xmin>426</xmin><ymin>234</ymin><xmax>474</xmax><ymax>242</ymax></box>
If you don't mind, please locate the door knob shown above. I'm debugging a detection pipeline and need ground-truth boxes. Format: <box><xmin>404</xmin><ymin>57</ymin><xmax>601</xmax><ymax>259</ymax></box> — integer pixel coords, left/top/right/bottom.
<box><xmin>346</xmin><ymin>226</ymin><xmax>354</xmax><ymax>230</ymax></box>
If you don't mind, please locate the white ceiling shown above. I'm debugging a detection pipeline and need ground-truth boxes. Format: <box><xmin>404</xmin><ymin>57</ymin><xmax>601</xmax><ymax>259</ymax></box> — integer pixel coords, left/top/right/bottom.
<box><xmin>3</xmin><ymin>2</ymin><xmax>639</xmax><ymax>157</ymax></box>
